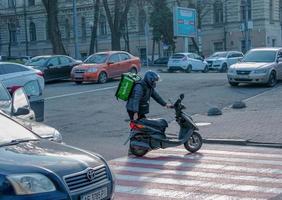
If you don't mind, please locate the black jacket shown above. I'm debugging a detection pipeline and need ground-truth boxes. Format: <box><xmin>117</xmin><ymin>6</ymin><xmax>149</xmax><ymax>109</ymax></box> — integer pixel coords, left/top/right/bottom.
<box><xmin>126</xmin><ymin>80</ymin><xmax>166</xmax><ymax>115</ymax></box>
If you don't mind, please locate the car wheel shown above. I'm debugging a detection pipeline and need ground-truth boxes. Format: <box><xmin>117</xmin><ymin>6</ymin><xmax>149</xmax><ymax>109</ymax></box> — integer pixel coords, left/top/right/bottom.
<box><xmin>202</xmin><ymin>65</ymin><xmax>209</xmax><ymax>73</ymax></box>
<box><xmin>229</xmin><ymin>82</ymin><xmax>239</xmax><ymax>87</ymax></box>
<box><xmin>267</xmin><ymin>71</ymin><xmax>277</xmax><ymax>87</ymax></box>
<box><xmin>129</xmin><ymin>67</ymin><xmax>137</xmax><ymax>74</ymax></box>
<box><xmin>98</xmin><ymin>72</ymin><xmax>107</xmax><ymax>84</ymax></box>
<box><xmin>185</xmin><ymin>65</ymin><xmax>192</xmax><ymax>73</ymax></box>
<box><xmin>75</xmin><ymin>81</ymin><xmax>82</xmax><ymax>85</ymax></box>
<box><xmin>220</xmin><ymin>63</ymin><xmax>228</xmax><ymax>73</ymax></box>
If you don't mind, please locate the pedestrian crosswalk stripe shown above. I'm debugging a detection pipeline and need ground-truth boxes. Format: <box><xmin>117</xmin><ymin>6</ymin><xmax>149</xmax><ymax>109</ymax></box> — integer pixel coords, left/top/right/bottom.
<box><xmin>149</xmin><ymin>151</ymin><xmax>282</xmax><ymax>165</ymax></box>
<box><xmin>115</xmin><ymin>185</ymin><xmax>263</xmax><ymax>200</ymax></box>
<box><xmin>113</xmin><ymin>157</ymin><xmax>282</xmax><ymax>175</ymax></box>
<box><xmin>112</xmin><ymin>166</ymin><xmax>282</xmax><ymax>184</ymax></box>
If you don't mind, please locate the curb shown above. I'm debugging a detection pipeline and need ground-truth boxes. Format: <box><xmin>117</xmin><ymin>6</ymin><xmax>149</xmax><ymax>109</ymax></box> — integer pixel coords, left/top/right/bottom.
<box><xmin>203</xmin><ymin>138</ymin><xmax>282</xmax><ymax>149</ymax></box>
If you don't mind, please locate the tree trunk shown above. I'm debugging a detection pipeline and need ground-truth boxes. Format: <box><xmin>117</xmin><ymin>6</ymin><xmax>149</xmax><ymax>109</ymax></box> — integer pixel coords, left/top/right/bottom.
<box><xmin>151</xmin><ymin>39</ymin><xmax>155</xmax><ymax>62</ymax></box>
<box><xmin>191</xmin><ymin>38</ymin><xmax>200</xmax><ymax>54</ymax></box>
<box><xmin>42</xmin><ymin>0</ymin><xmax>66</xmax><ymax>55</ymax></box>
<box><xmin>102</xmin><ymin>0</ymin><xmax>132</xmax><ymax>50</ymax></box>
<box><xmin>158</xmin><ymin>41</ymin><xmax>161</xmax><ymax>58</ymax></box>
<box><xmin>89</xmin><ymin>0</ymin><xmax>100</xmax><ymax>55</ymax></box>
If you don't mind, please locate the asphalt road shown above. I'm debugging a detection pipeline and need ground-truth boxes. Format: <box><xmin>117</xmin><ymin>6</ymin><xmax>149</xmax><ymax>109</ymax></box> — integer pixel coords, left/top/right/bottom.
<box><xmin>44</xmin><ymin>68</ymin><xmax>271</xmax><ymax>160</ymax></box>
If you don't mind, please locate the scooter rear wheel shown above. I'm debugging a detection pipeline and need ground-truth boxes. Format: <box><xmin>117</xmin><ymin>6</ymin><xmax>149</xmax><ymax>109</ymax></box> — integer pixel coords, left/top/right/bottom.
<box><xmin>184</xmin><ymin>132</ymin><xmax>202</xmax><ymax>153</ymax></box>
<box><xmin>130</xmin><ymin>145</ymin><xmax>148</xmax><ymax>157</ymax></box>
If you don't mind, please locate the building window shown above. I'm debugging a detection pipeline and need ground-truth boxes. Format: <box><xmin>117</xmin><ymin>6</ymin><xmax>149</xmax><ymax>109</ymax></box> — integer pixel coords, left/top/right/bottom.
<box><xmin>8</xmin><ymin>0</ymin><xmax>15</xmax><ymax>8</ymax></box>
<box><xmin>138</xmin><ymin>9</ymin><xmax>146</xmax><ymax>34</ymax></box>
<box><xmin>81</xmin><ymin>17</ymin><xmax>86</xmax><ymax>40</ymax></box>
<box><xmin>272</xmin><ymin>39</ymin><xmax>276</xmax><ymax>47</ymax></box>
<box><xmin>8</xmin><ymin>23</ymin><xmax>17</xmax><ymax>43</ymax></box>
<box><xmin>99</xmin><ymin>15</ymin><xmax>107</xmax><ymax>36</ymax></box>
<box><xmin>65</xmin><ymin>19</ymin><xmax>70</xmax><ymax>40</ymax></box>
<box><xmin>28</xmin><ymin>0</ymin><xmax>35</xmax><ymax>6</ymax></box>
<box><xmin>214</xmin><ymin>41</ymin><xmax>224</xmax><ymax>52</ymax></box>
<box><xmin>241</xmin><ymin>0</ymin><xmax>252</xmax><ymax>21</ymax></box>
<box><xmin>45</xmin><ymin>21</ymin><xmax>49</xmax><ymax>40</ymax></box>
<box><xmin>214</xmin><ymin>0</ymin><xmax>223</xmax><ymax>24</ymax></box>
<box><xmin>270</xmin><ymin>0</ymin><xmax>274</xmax><ymax>23</ymax></box>
<box><xmin>29</xmin><ymin>22</ymin><xmax>37</xmax><ymax>41</ymax></box>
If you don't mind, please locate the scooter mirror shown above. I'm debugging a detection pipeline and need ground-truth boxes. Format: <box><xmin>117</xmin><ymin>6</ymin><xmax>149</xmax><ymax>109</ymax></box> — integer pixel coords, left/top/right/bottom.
<box><xmin>180</xmin><ymin>94</ymin><xmax>184</xmax><ymax>100</ymax></box>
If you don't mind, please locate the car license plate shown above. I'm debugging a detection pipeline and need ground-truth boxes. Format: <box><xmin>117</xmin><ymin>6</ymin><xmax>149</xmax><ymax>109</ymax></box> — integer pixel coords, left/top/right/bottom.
<box><xmin>74</xmin><ymin>73</ymin><xmax>83</xmax><ymax>78</ymax></box>
<box><xmin>81</xmin><ymin>187</ymin><xmax>107</xmax><ymax>200</ymax></box>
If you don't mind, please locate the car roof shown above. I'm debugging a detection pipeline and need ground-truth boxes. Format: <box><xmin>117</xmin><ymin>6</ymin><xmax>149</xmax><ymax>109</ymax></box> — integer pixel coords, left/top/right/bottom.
<box><xmin>0</xmin><ymin>62</ymin><xmax>24</xmax><ymax>65</ymax></box>
<box><xmin>250</xmin><ymin>47</ymin><xmax>282</xmax><ymax>51</ymax></box>
<box><xmin>173</xmin><ymin>52</ymin><xmax>193</xmax><ymax>55</ymax></box>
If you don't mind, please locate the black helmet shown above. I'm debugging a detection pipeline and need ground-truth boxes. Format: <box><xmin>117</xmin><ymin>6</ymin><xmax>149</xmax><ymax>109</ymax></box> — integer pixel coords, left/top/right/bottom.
<box><xmin>144</xmin><ymin>70</ymin><xmax>160</xmax><ymax>88</ymax></box>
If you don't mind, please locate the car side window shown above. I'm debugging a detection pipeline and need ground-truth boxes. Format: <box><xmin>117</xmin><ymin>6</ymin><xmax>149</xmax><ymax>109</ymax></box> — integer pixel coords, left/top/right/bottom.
<box><xmin>1</xmin><ymin>64</ymin><xmax>29</xmax><ymax>74</ymax></box>
<box><xmin>119</xmin><ymin>53</ymin><xmax>130</xmax><ymax>61</ymax></box>
<box><xmin>47</xmin><ymin>57</ymin><xmax>60</xmax><ymax>67</ymax></box>
<box><xmin>60</xmin><ymin>56</ymin><xmax>72</xmax><ymax>65</ymax></box>
<box><xmin>188</xmin><ymin>54</ymin><xmax>195</xmax><ymax>59</ymax></box>
<box><xmin>24</xmin><ymin>80</ymin><xmax>41</xmax><ymax>97</ymax></box>
<box><xmin>108</xmin><ymin>54</ymin><xmax>120</xmax><ymax>63</ymax></box>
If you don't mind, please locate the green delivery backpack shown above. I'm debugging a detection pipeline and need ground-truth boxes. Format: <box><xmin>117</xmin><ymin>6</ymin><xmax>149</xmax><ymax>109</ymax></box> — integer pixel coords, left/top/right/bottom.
<box><xmin>115</xmin><ymin>72</ymin><xmax>142</xmax><ymax>101</ymax></box>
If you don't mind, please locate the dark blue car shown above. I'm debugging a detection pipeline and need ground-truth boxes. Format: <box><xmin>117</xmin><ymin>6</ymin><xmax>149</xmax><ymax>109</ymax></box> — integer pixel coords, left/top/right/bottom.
<box><xmin>0</xmin><ymin>89</ymin><xmax>115</xmax><ymax>200</ymax></box>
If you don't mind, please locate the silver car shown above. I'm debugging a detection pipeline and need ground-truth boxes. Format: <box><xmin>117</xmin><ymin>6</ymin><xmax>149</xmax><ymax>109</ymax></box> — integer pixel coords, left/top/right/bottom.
<box><xmin>205</xmin><ymin>51</ymin><xmax>243</xmax><ymax>72</ymax></box>
<box><xmin>227</xmin><ymin>48</ymin><xmax>282</xmax><ymax>87</ymax></box>
<box><xmin>0</xmin><ymin>81</ymin><xmax>62</xmax><ymax>143</ymax></box>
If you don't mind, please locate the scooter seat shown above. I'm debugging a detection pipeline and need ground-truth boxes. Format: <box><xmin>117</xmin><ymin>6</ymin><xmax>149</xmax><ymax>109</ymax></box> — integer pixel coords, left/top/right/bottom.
<box><xmin>139</xmin><ymin>118</ymin><xmax>168</xmax><ymax>131</ymax></box>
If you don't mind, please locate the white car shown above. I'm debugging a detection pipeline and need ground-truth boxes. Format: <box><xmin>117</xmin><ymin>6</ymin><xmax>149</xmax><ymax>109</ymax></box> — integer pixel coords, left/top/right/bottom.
<box><xmin>205</xmin><ymin>51</ymin><xmax>244</xmax><ymax>72</ymax></box>
<box><xmin>167</xmin><ymin>53</ymin><xmax>209</xmax><ymax>73</ymax></box>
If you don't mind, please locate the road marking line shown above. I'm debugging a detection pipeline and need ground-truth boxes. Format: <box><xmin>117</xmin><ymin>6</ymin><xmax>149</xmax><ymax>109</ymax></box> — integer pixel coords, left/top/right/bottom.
<box><xmin>115</xmin><ymin>185</ymin><xmax>262</xmax><ymax>200</ymax></box>
<box><xmin>115</xmin><ymin>174</ymin><xmax>282</xmax><ymax>194</ymax></box>
<box><xmin>112</xmin><ymin>166</ymin><xmax>282</xmax><ymax>184</ymax></box>
<box><xmin>45</xmin><ymin>85</ymin><xmax>118</xmax><ymax>100</ymax></box>
<box><xmin>113</xmin><ymin>157</ymin><xmax>282</xmax><ymax>174</ymax></box>
<box><xmin>149</xmin><ymin>151</ymin><xmax>282</xmax><ymax>165</ymax></box>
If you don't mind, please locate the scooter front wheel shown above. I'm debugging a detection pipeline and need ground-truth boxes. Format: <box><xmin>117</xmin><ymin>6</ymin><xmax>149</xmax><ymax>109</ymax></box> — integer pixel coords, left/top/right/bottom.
<box><xmin>130</xmin><ymin>145</ymin><xmax>148</xmax><ymax>157</ymax></box>
<box><xmin>184</xmin><ymin>132</ymin><xmax>202</xmax><ymax>153</ymax></box>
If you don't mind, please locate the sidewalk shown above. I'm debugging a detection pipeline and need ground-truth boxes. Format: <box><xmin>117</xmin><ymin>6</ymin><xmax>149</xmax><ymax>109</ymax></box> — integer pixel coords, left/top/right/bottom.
<box><xmin>167</xmin><ymin>85</ymin><xmax>282</xmax><ymax>144</ymax></box>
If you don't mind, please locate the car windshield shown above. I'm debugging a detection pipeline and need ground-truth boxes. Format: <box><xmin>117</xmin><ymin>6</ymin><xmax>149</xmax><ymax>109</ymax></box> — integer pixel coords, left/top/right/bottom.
<box><xmin>209</xmin><ymin>52</ymin><xmax>228</xmax><ymax>58</ymax></box>
<box><xmin>84</xmin><ymin>54</ymin><xmax>108</xmax><ymax>64</ymax></box>
<box><xmin>0</xmin><ymin>113</ymin><xmax>38</xmax><ymax>146</ymax></box>
<box><xmin>242</xmin><ymin>50</ymin><xmax>277</xmax><ymax>63</ymax></box>
<box><xmin>172</xmin><ymin>54</ymin><xmax>185</xmax><ymax>59</ymax></box>
<box><xmin>0</xmin><ymin>83</ymin><xmax>11</xmax><ymax>114</ymax></box>
<box><xmin>26</xmin><ymin>57</ymin><xmax>49</xmax><ymax>66</ymax></box>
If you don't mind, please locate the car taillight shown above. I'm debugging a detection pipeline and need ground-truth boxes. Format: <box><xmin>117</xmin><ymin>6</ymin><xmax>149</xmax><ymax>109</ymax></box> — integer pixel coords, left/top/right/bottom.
<box><xmin>129</xmin><ymin>122</ymin><xmax>145</xmax><ymax>130</ymax></box>
<box><xmin>36</xmin><ymin>71</ymin><xmax>44</xmax><ymax>77</ymax></box>
<box><xmin>7</xmin><ymin>86</ymin><xmax>22</xmax><ymax>95</ymax></box>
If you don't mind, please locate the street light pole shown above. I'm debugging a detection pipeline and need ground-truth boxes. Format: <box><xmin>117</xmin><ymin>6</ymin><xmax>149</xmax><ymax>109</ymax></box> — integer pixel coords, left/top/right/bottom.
<box><xmin>72</xmin><ymin>0</ymin><xmax>79</xmax><ymax>58</ymax></box>
<box><xmin>23</xmin><ymin>0</ymin><xmax>29</xmax><ymax>55</ymax></box>
<box><xmin>244</xmin><ymin>0</ymin><xmax>249</xmax><ymax>52</ymax></box>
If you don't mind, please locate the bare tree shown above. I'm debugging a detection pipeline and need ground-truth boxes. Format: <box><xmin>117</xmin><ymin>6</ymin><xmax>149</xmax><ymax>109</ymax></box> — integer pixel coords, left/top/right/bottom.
<box><xmin>89</xmin><ymin>0</ymin><xmax>100</xmax><ymax>55</ymax></box>
<box><xmin>42</xmin><ymin>0</ymin><xmax>66</xmax><ymax>55</ymax></box>
<box><xmin>102</xmin><ymin>0</ymin><xmax>133</xmax><ymax>50</ymax></box>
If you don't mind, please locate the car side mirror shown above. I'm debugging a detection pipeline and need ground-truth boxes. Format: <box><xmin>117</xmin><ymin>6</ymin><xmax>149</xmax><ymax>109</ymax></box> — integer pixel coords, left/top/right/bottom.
<box><xmin>12</xmin><ymin>88</ymin><xmax>31</xmax><ymax>116</ymax></box>
<box><xmin>107</xmin><ymin>61</ymin><xmax>114</xmax><ymax>65</ymax></box>
<box><xmin>47</xmin><ymin>63</ymin><xmax>53</xmax><ymax>68</ymax></box>
<box><xmin>277</xmin><ymin>57</ymin><xmax>282</xmax><ymax>63</ymax></box>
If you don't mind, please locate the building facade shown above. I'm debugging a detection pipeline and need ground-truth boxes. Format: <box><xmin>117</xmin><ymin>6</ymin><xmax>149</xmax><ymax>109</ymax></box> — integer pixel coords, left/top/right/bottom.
<box><xmin>0</xmin><ymin>0</ymin><xmax>282</xmax><ymax>60</ymax></box>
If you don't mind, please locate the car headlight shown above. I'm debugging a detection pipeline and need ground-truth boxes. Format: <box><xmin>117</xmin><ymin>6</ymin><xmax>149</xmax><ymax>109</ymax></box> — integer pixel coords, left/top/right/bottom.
<box><xmin>228</xmin><ymin>68</ymin><xmax>235</xmax><ymax>74</ymax></box>
<box><xmin>253</xmin><ymin>69</ymin><xmax>268</xmax><ymax>74</ymax></box>
<box><xmin>7</xmin><ymin>173</ymin><xmax>56</xmax><ymax>195</ymax></box>
<box><xmin>87</xmin><ymin>67</ymin><xmax>98</xmax><ymax>73</ymax></box>
<box><xmin>52</xmin><ymin>129</ymin><xmax>63</xmax><ymax>143</ymax></box>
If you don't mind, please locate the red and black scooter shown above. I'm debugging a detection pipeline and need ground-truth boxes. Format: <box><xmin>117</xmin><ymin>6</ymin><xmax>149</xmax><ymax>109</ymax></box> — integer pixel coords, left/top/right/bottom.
<box><xmin>125</xmin><ymin>94</ymin><xmax>203</xmax><ymax>157</ymax></box>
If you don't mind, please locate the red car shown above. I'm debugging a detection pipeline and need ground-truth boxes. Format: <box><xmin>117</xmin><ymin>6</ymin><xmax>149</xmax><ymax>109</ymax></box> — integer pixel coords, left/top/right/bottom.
<box><xmin>71</xmin><ymin>51</ymin><xmax>141</xmax><ymax>84</ymax></box>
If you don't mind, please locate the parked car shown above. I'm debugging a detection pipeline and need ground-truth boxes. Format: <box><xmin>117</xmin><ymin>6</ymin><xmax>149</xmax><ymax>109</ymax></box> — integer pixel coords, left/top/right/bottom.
<box><xmin>26</xmin><ymin>55</ymin><xmax>82</xmax><ymax>82</ymax></box>
<box><xmin>227</xmin><ymin>48</ymin><xmax>282</xmax><ymax>87</ymax></box>
<box><xmin>141</xmin><ymin>58</ymin><xmax>153</xmax><ymax>66</ymax></box>
<box><xmin>0</xmin><ymin>62</ymin><xmax>45</xmax><ymax>121</ymax></box>
<box><xmin>71</xmin><ymin>51</ymin><xmax>141</xmax><ymax>84</ymax></box>
<box><xmin>206</xmin><ymin>51</ymin><xmax>244</xmax><ymax>72</ymax></box>
<box><xmin>167</xmin><ymin>53</ymin><xmax>208</xmax><ymax>73</ymax></box>
<box><xmin>0</xmin><ymin>81</ymin><xmax>62</xmax><ymax>143</ymax></box>
<box><xmin>0</xmin><ymin>94</ymin><xmax>115</xmax><ymax>199</ymax></box>
<box><xmin>153</xmin><ymin>56</ymin><xmax>169</xmax><ymax>66</ymax></box>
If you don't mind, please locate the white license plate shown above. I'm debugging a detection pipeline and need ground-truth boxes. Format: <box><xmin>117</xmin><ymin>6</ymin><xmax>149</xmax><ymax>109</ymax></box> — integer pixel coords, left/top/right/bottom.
<box><xmin>238</xmin><ymin>75</ymin><xmax>249</xmax><ymax>78</ymax></box>
<box><xmin>81</xmin><ymin>187</ymin><xmax>107</xmax><ymax>200</ymax></box>
<box><xmin>74</xmin><ymin>73</ymin><xmax>83</xmax><ymax>78</ymax></box>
